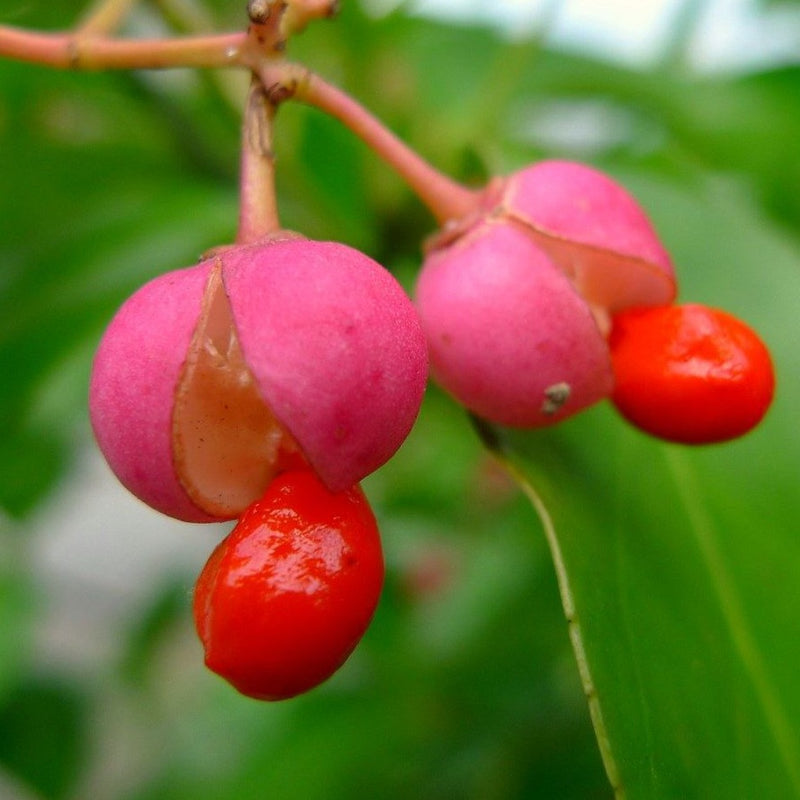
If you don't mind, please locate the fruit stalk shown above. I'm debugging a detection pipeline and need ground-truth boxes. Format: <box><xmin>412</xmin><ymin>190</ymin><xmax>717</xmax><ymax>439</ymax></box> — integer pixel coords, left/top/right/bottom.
<box><xmin>236</xmin><ymin>80</ymin><xmax>282</xmax><ymax>243</ymax></box>
<box><xmin>258</xmin><ymin>61</ymin><xmax>481</xmax><ymax>226</ymax></box>
<box><xmin>0</xmin><ymin>4</ymin><xmax>478</xmax><ymax>228</ymax></box>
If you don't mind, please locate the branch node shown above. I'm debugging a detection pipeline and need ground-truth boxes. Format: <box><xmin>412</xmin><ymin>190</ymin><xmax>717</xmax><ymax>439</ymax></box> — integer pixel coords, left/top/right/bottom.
<box><xmin>264</xmin><ymin>78</ymin><xmax>298</xmax><ymax>105</ymax></box>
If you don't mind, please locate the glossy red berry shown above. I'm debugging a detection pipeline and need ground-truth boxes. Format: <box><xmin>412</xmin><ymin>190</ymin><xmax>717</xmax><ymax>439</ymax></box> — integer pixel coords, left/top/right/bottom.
<box><xmin>193</xmin><ymin>470</ymin><xmax>384</xmax><ymax>701</ymax></box>
<box><xmin>609</xmin><ymin>304</ymin><xmax>775</xmax><ymax>444</ymax></box>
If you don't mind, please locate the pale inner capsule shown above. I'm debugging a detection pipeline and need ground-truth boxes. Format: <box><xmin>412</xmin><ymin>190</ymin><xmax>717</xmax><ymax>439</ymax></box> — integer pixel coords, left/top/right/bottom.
<box><xmin>172</xmin><ymin>260</ymin><xmax>298</xmax><ymax>519</ymax></box>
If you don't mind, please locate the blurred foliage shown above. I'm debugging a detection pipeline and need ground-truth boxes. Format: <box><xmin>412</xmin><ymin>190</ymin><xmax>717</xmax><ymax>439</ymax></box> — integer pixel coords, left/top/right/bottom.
<box><xmin>1</xmin><ymin>0</ymin><xmax>800</xmax><ymax>798</ymax></box>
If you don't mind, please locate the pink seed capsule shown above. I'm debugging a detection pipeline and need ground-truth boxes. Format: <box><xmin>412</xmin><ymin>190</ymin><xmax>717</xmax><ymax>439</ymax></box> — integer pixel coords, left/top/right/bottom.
<box><xmin>415</xmin><ymin>220</ymin><xmax>613</xmax><ymax>427</ymax></box>
<box><xmin>89</xmin><ymin>237</ymin><xmax>428</xmax><ymax>522</ymax></box>
<box><xmin>497</xmin><ymin>160</ymin><xmax>676</xmax><ymax>311</ymax></box>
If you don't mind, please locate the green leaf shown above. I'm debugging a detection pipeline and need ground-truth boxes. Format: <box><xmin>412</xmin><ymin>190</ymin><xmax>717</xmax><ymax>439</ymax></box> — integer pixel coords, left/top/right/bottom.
<box><xmin>0</xmin><ymin>562</ymin><xmax>36</xmax><ymax>703</ymax></box>
<box><xmin>0</xmin><ymin>678</ymin><xmax>89</xmax><ymax>800</ymax></box>
<box><xmin>490</xmin><ymin>175</ymin><xmax>800</xmax><ymax>796</ymax></box>
<box><xmin>0</xmin><ymin>427</ymin><xmax>68</xmax><ymax>518</ymax></box>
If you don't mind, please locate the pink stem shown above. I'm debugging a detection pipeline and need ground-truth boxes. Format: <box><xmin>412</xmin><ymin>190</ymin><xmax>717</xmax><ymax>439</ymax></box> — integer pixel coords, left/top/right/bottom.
<box><xmin>0</xmin><ymin>15</ymin><xmax>483</xmax><ymax>226</ymax></box>
<box><xmin>236</xmin><ymin>82</ymin><xmax>281</xmax><ymax>243</ymax></box>
<box><xmin>0</xmin><ymin>25</ymin><xmax>248</xmax><ymax>70</ymax></box>
<box><xmin>259</xmin><ymin>63</ymin><xmax>482</xmax><ymax>225</ymax></box>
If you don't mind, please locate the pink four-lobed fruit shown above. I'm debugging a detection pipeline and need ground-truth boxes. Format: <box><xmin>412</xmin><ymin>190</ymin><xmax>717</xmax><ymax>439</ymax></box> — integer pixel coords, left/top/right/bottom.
<box><xmin>416</xmin><ymin>220</ymin><xmax>613</xmax><ymax>427</ymax></box>
<box><xmin>415</xmin><ymin>159</ymin><xmax>677</xmax><ymax>427</ymax></box>
<box><xmin>89</xmin><ymin>237</ymin><xmax>428</xmax><ymax>522</ymax></box>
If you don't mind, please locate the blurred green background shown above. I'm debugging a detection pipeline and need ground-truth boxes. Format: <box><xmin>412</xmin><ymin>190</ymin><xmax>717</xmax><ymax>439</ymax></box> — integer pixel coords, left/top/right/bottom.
<box><xmin>2</xmin><ymin>1</ymin><xmax>800</xmax><ymax>798</ymax></box>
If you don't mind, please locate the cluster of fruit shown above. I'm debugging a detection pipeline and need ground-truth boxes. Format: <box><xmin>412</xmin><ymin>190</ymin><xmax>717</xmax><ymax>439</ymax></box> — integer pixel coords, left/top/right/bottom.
<box><xmin>89</xmin><ymin>234</ymin><xmax>427</xmax><ymax>700</ymax></box>
<box><xmin>415</xmin><ymin>159</ymin><xmax>775</xmax><ymax>443</ymax></box>
<box><xmin>1</xmin><ymin>0</ymin><xmax>775</xmax><ymax>701</ymax></box>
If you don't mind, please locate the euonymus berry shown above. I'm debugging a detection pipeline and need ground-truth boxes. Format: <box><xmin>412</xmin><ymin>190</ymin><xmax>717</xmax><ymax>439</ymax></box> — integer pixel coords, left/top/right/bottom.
<box><xmin>416</xmin><ymin>220</ymin><xmax>613</xmax><ymax>427</ymax></box>
<box><xmin>89</xmin><ymin>236</ymin><xmax>428</xmax><ymax>522</ymax></box>
<box><xmin>609</xmin><ymin>304</ymin><xmax>775</xmax><ymax>444</ymax></box>
<box><xmin>193</xmin><ymin>469</ymin><xmax>384</xmax><ymax>701</ymax></box>
<box><xmin>415</xmin><ymin>159</ymin><xmax>676</xmax><ymax>427</ymax></box>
